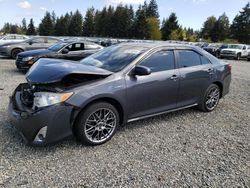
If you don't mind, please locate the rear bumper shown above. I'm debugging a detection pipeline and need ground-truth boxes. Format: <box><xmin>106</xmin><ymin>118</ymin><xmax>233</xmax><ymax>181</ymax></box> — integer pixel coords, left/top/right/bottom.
<box><xmin>222</xmin><ymin>74</ymin><xmax>231</xmax><ymax>98</ymax></box>
<box><xmin>8</xmin><ymin>91</ymin><xmax>76</xmax><ymax>146</ymax></box>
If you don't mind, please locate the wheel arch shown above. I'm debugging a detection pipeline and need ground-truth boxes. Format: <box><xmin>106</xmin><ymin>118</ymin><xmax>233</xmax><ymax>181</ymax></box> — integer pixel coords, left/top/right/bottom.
<box><xmin>72</xmin><ymin>97</ymin><xmax>126</xmax><ymax>133</ymax></box>
<box><xmin>212</xmin><ymin>81</ymin><xmax>223</xmax><ymax>98</ymax></box>
<box><xmin>11</xmin><ymin>47</ymin><xmax>24</xmax><ymax>57</ymax></box>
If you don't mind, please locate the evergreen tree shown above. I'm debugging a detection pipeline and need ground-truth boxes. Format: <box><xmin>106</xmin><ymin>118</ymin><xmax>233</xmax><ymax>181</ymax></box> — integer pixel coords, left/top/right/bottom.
<box><xmin>83</xmin><ymin>7</ymin><xmax>95</xmax><ymax>36</ymax></box>
<box><xmin>26</xmin><ymin>19</ymin><xmax>36</xmax><ymax>35</ymax></box>
<box><xmin>111</xmin><ymin>4</ymin><xmax>132</xmax><ymax>38</ymax></box>
<box><xmin>128</xmin><ymin>5</ymin><xmax>135</xmax><ymax>38</ymax></box>
<box><xmin>211</xmin><ymin>13</ymin><xmax>229</xmax><ymax>42</ymax></box>
<box><xmin>39</xmin><ymin>12</ymin><xmax>54</xmax><ymax>36</ymax></box>
<box><xmin>230</xmin><ymin>3</ymin><xmax>250</xmax><ymax>43</ymax></box>
<box><xmin>1</xmin><ymin>23</ymin><xmax>11</xmax><ymax>33</ymax></box>
<box><xmin>201</xmin><ymin>16</ymin><xmax>217</xmax><ymax>40</ymax></box>
<box><xmin>133</xmin><ymin>5</ymin><xmax>149</xmax><ymax>39</ymax></box>
<box><xmin>68</xmin><ymin>10</ymin><xmax>83</xmax><ymax>36</ymax></box>
<box><xmin>161</xmin><ymin>13</ymin><xmax>179</xmax><ymax>40</ymax></box>
<box><xmin>146</xmin><ymin>0</ymin><xmax>159</xmax><ymax>18</ymax></box>
<box><xmin>21</xmin><ymin>18</ymin><xmax>27</xmax><ymax>34</ymax></box>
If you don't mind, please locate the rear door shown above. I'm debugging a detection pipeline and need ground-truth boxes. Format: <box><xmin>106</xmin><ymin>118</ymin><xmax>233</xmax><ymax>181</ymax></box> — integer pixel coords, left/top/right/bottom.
<box><xmin>175</xmin><ymin>49</ymin><xmax>214</xmax><ymax>107</ymax></box>
<box><xmin>125</xmin><ymin>49</ymin><xmax>179</xmax><ymax>119</ymax></box>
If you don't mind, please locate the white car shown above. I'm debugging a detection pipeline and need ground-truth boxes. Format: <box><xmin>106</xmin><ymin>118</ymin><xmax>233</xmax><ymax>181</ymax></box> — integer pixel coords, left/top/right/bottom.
<box><xmin>220</xmin><ymin>44</ymin><xmax>250</xmax><ymax>60</ymax></box>
<box><xmin>0</xmin><ymin>34</ymin><xmax>29</xmax><ymax>45</ymax></box>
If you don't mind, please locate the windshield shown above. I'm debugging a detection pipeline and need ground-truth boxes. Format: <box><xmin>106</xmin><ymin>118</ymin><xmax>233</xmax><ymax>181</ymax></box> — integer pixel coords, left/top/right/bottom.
<box><xmin>48</xmin><ymin>42</ymin><xmax>68</xmax><ymax>52</ymax></box>
<box><xmin>228</xmin><ymin>44</ymin><xmax>242</xmax><ymax>49</ymax></box>
<box><xmin>80</xmin><ymin>45</ymin><xmax>148</xmax><ymax>72</ymax></box>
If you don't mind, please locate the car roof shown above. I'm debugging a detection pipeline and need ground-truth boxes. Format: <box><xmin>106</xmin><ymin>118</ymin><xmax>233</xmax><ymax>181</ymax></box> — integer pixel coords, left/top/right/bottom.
<box><xmin>116</xmin><ymin>42</ymin><xmax>202</xmax><ymax>51</ymax></box>
<box><xmin>58</xmin><ymin>40</ymin><xmax>100</xmax><ymax>45</ymax></box>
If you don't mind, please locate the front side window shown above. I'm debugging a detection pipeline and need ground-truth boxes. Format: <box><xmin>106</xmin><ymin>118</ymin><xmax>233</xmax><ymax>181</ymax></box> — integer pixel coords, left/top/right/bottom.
<box><xmin>140</xmin><ymin>51</ymin><xmax>175</xmax><ymax>73</ymax></box>
<box><xmin>177</xmin><ymin>50</ymin><xmax>201</xmax><ymax>68</ymax></box>
<box><xmin>48</xmin><ymin>42</ymin><xmax>68</xmax><ymax>52</ymax></box>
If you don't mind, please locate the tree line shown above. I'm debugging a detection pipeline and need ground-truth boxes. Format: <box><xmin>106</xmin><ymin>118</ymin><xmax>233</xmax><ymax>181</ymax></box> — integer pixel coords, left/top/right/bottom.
<box><xmin>1</xmin><ymin>1</ymin><xmax>249</xmax><ymax>43</ymax></box>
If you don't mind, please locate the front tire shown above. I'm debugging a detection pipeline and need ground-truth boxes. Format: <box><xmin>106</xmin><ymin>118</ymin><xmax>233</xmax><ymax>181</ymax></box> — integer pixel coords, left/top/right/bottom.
<box><xmin>75</xmin><ymin>102</ymin><xmax>119</xmax><ymax>145</ymax></box>
<box><xmin>235</xmin><ymin>53</ymin><xmax>241</xmax><ymax>60</ymax></box>
<box><xmin>199</xmin><ymin>84</ymin><xmax>220</xmax><ymax>112</ymax></box>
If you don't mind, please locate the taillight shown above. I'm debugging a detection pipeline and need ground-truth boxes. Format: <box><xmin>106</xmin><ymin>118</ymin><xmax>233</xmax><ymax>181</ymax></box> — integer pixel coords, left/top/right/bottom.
<box><xmin>228</xmin><ymin>64</ymin><xmax>232</xmax><ymax>73</ymax></box>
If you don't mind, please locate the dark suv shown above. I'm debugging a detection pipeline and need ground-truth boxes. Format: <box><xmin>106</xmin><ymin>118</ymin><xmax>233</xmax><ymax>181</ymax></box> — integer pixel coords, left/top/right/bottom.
<box><xmin>8</xmin><ymin>43</ymin><xmax>231</xmax><ymax>146</ymax></box>
<box><xmin>203</xmin><ymin>43</ymin><xmax>228</xmax><ymax>58</ymax></box>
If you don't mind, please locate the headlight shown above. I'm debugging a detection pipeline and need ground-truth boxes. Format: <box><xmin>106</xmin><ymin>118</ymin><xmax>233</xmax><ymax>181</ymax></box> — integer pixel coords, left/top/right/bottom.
<box><xmin>22</xmin><ymin>56</ymin><xmax>33</xmax><ymax>61</ymax></box>
<box><xmin>33</xmin><ymin>92</ymin><xmax>73</xmax><ymax>108</ymax></box>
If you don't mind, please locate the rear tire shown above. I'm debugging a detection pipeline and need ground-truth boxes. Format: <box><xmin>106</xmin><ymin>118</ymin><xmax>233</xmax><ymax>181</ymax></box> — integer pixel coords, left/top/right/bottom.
<box><xmin>75</xmin><ymin>102</ymin><xmax>119</xmax><ymax>146</ymax></box>
<box><xmin>11</xmin><ymin>48</ymin><xmax>23</xmax><ymax>59</ymax></box>
<box><xmin>198</xmin><ymin>84</ymin><xmax>220</xmax><ymax>112</ymax></box>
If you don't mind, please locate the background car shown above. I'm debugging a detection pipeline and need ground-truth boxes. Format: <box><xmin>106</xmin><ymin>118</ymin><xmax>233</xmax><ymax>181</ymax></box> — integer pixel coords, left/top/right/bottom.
<box><xmin>0</xmin><ymin>36</ymin><xmax>61</xmax><ymax>59</ymax></box>
<box><xmin>16</xmin><ymin>41</ymin><xmax>103</xmax><ymax>70</ymax></box>
<box><xmin>0</xmin><ymin>34</ymin><xmax>29</xmax><ymax>45</ymax></box>
<box><xmin>203</xmin><ymin>43</ymin><xmax>228</xmax><ymax>57</ymax></box>
<box><xmin>220</xmin><ymin>44</ymin><xmax>250</xmax><ymax>60</ymax></box>
<box><xmin>9</xmin><ymin>43</ymin><xmax>231</xmax><ymax>146</ymax></box>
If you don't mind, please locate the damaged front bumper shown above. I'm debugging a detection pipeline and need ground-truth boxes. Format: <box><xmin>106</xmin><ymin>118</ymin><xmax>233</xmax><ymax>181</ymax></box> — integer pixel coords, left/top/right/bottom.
<box><xmin>8</xmin><ymin>84</ymin><xmax>77</xmax><ymax>146</ymax></box>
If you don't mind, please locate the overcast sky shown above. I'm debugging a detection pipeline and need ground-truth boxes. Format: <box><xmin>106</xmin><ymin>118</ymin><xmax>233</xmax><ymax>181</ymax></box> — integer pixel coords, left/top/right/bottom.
<box><xmin>0</xmin><ymin>0</ymin><xmax>249</xmax><ymax>30</ymax></box>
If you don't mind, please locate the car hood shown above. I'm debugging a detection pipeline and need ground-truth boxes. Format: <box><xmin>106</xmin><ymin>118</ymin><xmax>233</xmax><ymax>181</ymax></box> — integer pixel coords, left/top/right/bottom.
<box><xmin>18</xmin><ymin>49</ymin><xmax>52</xmax><ymax>57</ymax></box>
<box><xmin>26</xmin><ymin>58</ymin><xmax>112</xmax><ymax>84</ymax></box>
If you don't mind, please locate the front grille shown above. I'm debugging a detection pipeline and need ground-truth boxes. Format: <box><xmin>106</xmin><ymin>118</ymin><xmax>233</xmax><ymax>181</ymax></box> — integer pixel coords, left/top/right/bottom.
<box><xmin>222</xmin><ymin>50</ymin><xmax>234</xmax><ymax>54</ymax></box>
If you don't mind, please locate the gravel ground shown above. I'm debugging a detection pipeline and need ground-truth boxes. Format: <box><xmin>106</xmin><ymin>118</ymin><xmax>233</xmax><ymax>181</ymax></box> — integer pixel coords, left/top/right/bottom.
<box><xmin>0</xmin><ymin>58</ymin><xmax>249</xmax><ymax>187</ymax></box>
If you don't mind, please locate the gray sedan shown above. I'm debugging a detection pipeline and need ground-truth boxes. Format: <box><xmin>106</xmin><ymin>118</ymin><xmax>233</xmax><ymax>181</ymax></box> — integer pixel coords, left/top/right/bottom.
<box><xmin>8</xmin><ymin>43</ymin><xmax>231</xmax><ymax>146</ymax></box>
<box><xmin>0</xmin><ymin>36</ymin><xmax>61</xmax><ymax>59</ymax></box>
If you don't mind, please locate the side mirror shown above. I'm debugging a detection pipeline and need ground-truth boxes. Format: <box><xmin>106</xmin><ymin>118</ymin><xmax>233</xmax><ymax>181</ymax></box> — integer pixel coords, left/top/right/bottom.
<box><xmin>132</xmin><ymin>65</ymin><xmax>151</xmax><ymax>76</ymax></box>
<box><xmin>29</xmin><ymin>41</ymin><xmax>33</xmax><ymax>45</ymax></box>
<box><xmin>62</xmin><ymin>48</ymin><xmax>69</xmax><ymax>54</ymax></box>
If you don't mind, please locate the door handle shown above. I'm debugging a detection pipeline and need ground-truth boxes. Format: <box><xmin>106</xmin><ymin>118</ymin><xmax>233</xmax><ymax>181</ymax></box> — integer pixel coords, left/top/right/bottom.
<box><xmin>170</xmin><ymin>75</ymin><xmax>178</xmax><ymax>81</ymax></box>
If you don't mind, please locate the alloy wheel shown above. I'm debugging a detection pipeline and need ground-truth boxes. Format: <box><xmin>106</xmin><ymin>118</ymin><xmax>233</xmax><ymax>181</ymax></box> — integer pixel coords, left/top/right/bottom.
<box><xmin>205</xmin><ymin>87</ymin><xmax>220</xmax><ymax>111</ymax></box>
<box><xmin>84</xmin><ymin>108</ymin><xmax>116</xmax><ymax>144</ymax></box>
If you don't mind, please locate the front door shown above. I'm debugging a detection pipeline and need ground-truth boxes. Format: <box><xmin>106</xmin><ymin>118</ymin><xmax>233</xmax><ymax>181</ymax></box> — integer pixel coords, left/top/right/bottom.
<box><xmin>125</xmin><ymin>50</ymin><xmax>179</xmax><ymax>119</ymax></box>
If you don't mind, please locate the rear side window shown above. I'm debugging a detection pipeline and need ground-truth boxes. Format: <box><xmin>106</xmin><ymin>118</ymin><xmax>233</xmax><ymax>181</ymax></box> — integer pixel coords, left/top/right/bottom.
<box><xmin>32</xmin><ymin>38</ymin><xmax>45</xmax><ymax>43</ymax></box>
<box><xmin>177</xmin><ymin>50</ymin><xmax>201</xmax><ymax>68</ymax></box>
<box><xmin>201</xmin><ymin>56</ymin><xmax>211</xmax><ymax>65</ymax></box>
<box><xmin>140</xmin><ymin>51</ymin><xmax>175</xmax><ymax>73</ymax></box>
<box><xmin>66</xmin><ymin>43</ymin><xmax>84</xmax><ymax>51</ymax></box>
